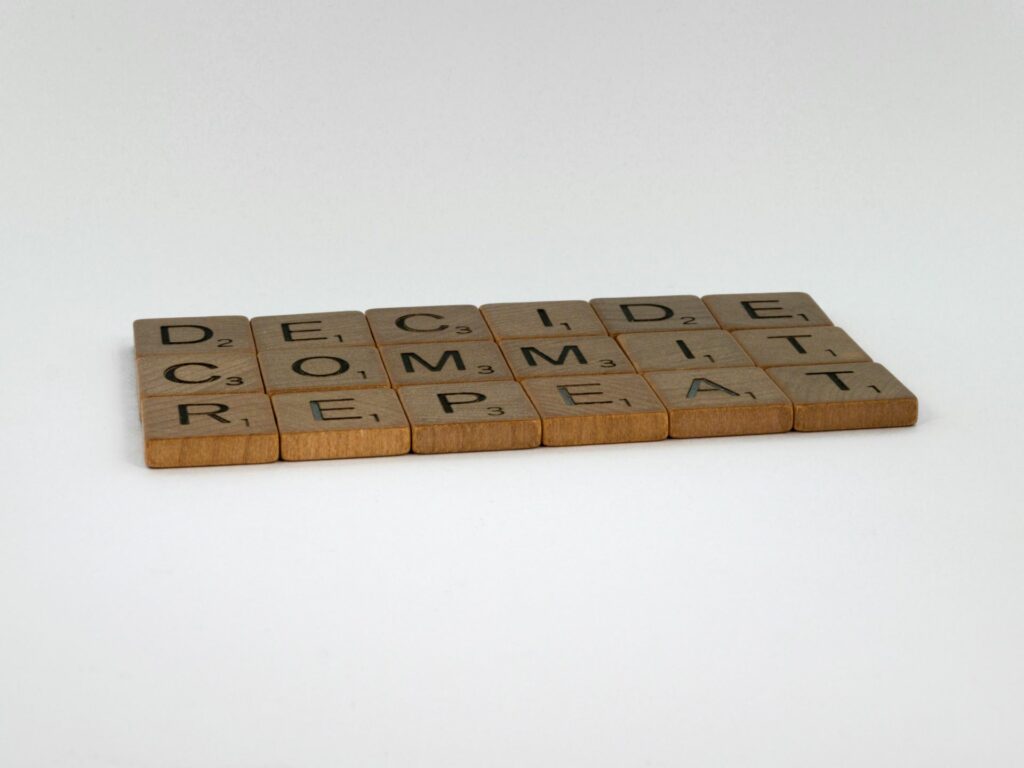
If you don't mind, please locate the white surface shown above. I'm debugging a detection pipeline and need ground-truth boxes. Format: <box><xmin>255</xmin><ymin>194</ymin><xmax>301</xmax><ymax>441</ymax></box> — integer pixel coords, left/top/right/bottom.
<box><xmin>2</xmin><ymin>2</ymin><xmax>1023</xmax><ymax>766</ymax></box>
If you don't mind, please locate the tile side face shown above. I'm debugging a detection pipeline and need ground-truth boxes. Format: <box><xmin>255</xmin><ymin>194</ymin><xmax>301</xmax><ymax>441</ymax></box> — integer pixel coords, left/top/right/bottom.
<box><xmin>251</xmin><ymin>311</ymin><xmax>374</xmax><ymax>351</ymax></box>
<box><xmin>134</xmin><ymin>316</ymin><xmax>255</xmax><ymax>357</ymax></box>
<box><xmin>590</xmin><ymin>295</ymin><xmax>719</xmax><ymax>334</ymax></box>
<box><xmin>766</xmin><ymin>362</ymin><xmax>917</xmax><ymax>431</ymax></box>
<box><xmin>366</xmin><ymin>305</ymin><xmax>492</xmax><ymax>345</ymax></box>
<box><xmin>480</xmin><ymin>301</ymin><xmax>607</xmax><ymax>339</ymax></box>
<box><xmin>701</xmin><ymin>293</ymin><xmax>832</xmax><ymax>330</ymax></box>
<box><xmin>732</xmin><ymin>326</ymin><xmax>870</xmax><ymax>367</ymax></box>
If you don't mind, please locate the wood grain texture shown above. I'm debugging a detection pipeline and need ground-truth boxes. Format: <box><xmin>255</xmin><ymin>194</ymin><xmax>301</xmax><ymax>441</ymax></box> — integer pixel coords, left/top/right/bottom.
<box><xmin>251</xmin><ymin>311</ymin><xmax>373</xmax><ymax>351</ymax></box>
<box><xmin>520</xmin><ymin>374</ymin><xmax>668</xmax><ymax>446</ymax></box>
<box><xmin>766</xmin><ymin>362</ymin><xmax>917</xmax><ymax>431</ymax></box>
<box><xmin>590</xmin><ymin>295</ymin><xmax>719</xmax><ymax>334</ymax></box>
<box><xmin>499</xmin><ymin>336</ymin><xmax>634</xmax><ymax>379</ymax></box>
<box><xmin>617</xmin><ymin>330</ymin><xmax>754</xmax><ymax>372</ymax></box>
<box><xmin>142</xmin><ymin>393</ymin><xmax>279</xmax><ymax>468</ymax></box>
<box><xmin>257</xmin><ymin>346</ymin><xmax>389</xmax><ymax>394</ymax></box>
<box><xmin>380</xmin><ymin>340</ymin><xmax>513</xmax><ymax>386</ymax></box>
<box><xmin>645</xmin><ymin>367</ymin><xmax>793</xmax><ymax>438</ymax></box>
<box><xmin>271</xmin><ymin>388</ymin><xmax>409</xmax><ymax>461</ymax></box>
<box><xmin>701</xmin><ymin>293</ymin><xmax>832</xmax><ymax>330</ymax></box>
<box><xmin>366</xmin><ymin>305</ymin><xmax>492</xmax><ymax>345</ymax></box>
<box><xmin>134</xmin><ymin>315</ymin><xmax>255</xmax><ymax>357</ymax></box>
<box><xmin>397</xmin><ymin>381</ymin><xmax>541</xmax><ymax>454</ymax></box>
<box><xmin>731</xmin><ymin>326</ymin><xmax>870</xmax><ymax>367</ymax></box>
<box><xmin>136</xmin><ymin>352</ymin><xmax>264</xmax><ymax>403</ymax></box>
<box><xmin>480</xmin><ymin>300</ymin><xmax>607</xmax><ymax>340</ymax></box>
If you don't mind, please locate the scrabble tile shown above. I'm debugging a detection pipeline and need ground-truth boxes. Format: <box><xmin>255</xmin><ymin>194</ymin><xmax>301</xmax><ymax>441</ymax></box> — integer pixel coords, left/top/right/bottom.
<box><xmin>251</xmin><ymin>311</ymin><xmax>373</xmax><ymax>351</ymax></box>
<box><xmin>272</xmin><ymin>389</ymin><xmax>410</xmax><ymax>461</ymax></box>
<box><xmin>142</xmin><ymin>393</ymin><xmax>279</xmax><ymax>468</ymax></box>
<box><xmin>258</xmin><ymin>346</ymin><xmax>389</xmax><ymax>395</ymax></box>
<box><xmin>499</xmin><ymin>336</ymin><xmax>634</xmax><ymax>379</ymax></box>
<box><xmin>136</xmin><ymin>352</ymin><xmax>264</xmax><ymax>402</ymax></box>
<box><xmin>645</xmin><ymin>367</ymin><xmax>793</xmax><ymax>438</ymax></box>
<box><xmin>766</xmin><ymin>362</ymin><xmax>917</xmax><ymax>432</ymax></box>
<box><xmin>134</xmin><ymin>315</ymin><xmax>255</xmax><ymax>357</ymax></box>
<box><xmin>480</xmin><ymin>300</ymin><xmax>607</xmax><ymax>340</ymax></box>
<box><xmin>380</xmin><ymin>341</ymin><xmax>513</xmax><ymax>387</ymax></box>
<box><xmin>590</xmin><ymin>295</ymin><xmax>719</xmax><ymax>334</ymax></box>
<box><xmin>520</xmin><ymin>374</ymin><xmax>668</xmax><ymax>446</ymax></box>
<box><xmin>397</xmin><ymin>381</ymin><xmax>541</xmax><ymax>454</ymax></box>
<box><xmin>617</xmin><ymin>330</ymin><xmax>754</xmax><ymax>372</ymax></box>
<box><xmin>732</xmin><ymin>326</ymin><xmax>871</xmax><ymax>367</ymax></box>
<box><xmin>366</xmin><ymin>305</ymin><xmax>492</xmax><ymax>345</ymax></box>
<box><xmin>701</xmin><ymin>292</ymin><xmax>832</xmax><ymax>330</ymax></box>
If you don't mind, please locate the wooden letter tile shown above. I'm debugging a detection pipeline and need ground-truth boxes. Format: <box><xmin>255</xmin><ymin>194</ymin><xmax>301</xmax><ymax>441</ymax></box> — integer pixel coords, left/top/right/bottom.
<box><xmin>397</xmin><ymin>381</ymin><xmax>541</xmax><ymax>454</ymax></box>
<box><xmin>366</xmin><ymin>305</ymin><xmax>492</xmax><ymax>345</ymax></box>
<box><xmin>142</xmin><ymin>393</ymin><xmax>279</xmax><ymax>468</ymax></box>
<box><xmin>499</xmin><ymin>336</ymin><xmax>633</xmax><ymax>380</ymax></box>
<box><xmin>134</xmin><ymin>316</ymin><xmax>255</xmax><ymax>357</ymax></box>
<box><xmin>617</xmin><ymin>330</ymin><xmax>754</xmax><ymax>372</ymax></box>
<box><xmin>732</xmin><ymin>326</ymin><xmax>870</xmax><ymax>367</ymax></box>
<box><xmin>590</xmin><ymin>295</ymin><xmax>719</xmax><ymax>334</ymax></box>
<box><xmin>645</xmin><ymin>367</ymin><xmax>793</xmax><ymax>438</ymax></box>
<box><xmin>251</xmin><ymin>311</ymin><xmax>373</xmax><ymax>351</ymax></box>
<box><xmin>701</xmin><ymin>292</ymin><xmax>832</xmax><ymax>330</ymax></box>
<box><xmin>136</xmin><ymin>352</ymin><xmax>264</xmax><ymax>401</ymax></box>
<box><xmin>520</xmin><ymin>374</ymin><xmax>668</xmax><ymax>446</ymax></box>
<box><xmin>380</xmin><ymin>341</ymin><xmax>513</xmax><ymax>387</ymax></box>
<box><xmin>480</xmin><ymin>300</ymin><xmax>607</xmax><ymax>340</ymax></box>
<box><xmin>766</xmin><ymin>362</ymin><xmax>917</xmax><ymax>431</ymax></box>
<box><xmin>258</xmin><ymin>347</ymin><xmax>389</xmax><ymax>395</ymax></box>
<box><xmin>272</xmin><ymin>389</ymin><xmax>410</xmax><ymax>461</ymax></box>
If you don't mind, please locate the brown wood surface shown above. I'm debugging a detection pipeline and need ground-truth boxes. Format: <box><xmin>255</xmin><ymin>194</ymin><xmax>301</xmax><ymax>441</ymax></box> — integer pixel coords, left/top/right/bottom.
<box><xmin>499</xmin><ymin>336</ymin><xmax>634</xmax><ymax>379</ymax></box>
<box><xmin>272</xmin><ymin>388</ymin><xmax>409</xmax><ymax>460</ymax></box>
<box><xmin>590</xmin><ymin>295</ymin><xmax>719</xmax><ymax>334</ymax></box>
<box><xmin>380</xmin><ymin>341</ymin><xmax>513</xmax><ymax>386</ymax></box>
<box><xmin>366</xmin><ymin>305</ymin><xmax>492</xmax><ymax>345</ymax></box>
<box><xmin>397</xmin><ymin>380</ymin><xmax>541</xmax><ymax>454</ymax></box>
<box><xmin>136</xmin><ymin>352</ymin><xmax>264</xmax><ymax>402</ymax></box>
<box><xmin>258</xmin><ymin>346</ymin><xmax>389</xmax><ymax>394</ymax></box>
<box><xmin>134</xmin><ymin>315</ymin><xmax>255</xmax><ymax>357</ymax></box>
<box><xmin>520</xmin><ymin>373</ymin><xmax>668</xmax><ymax>446</ymax></box>
<box><xmin>251</xmin><ymin>311</ymin><xmax>373</xmax><ymax>351</ymax></box>
<box><xmin>766</xmin><ymin>362</ymin><xmax>917</xmax><ymax>431</ymax></box>
<box><xmin>480</xmin><ymin>300</ymin><xmax>607</xmax><ymax>339</ymax></box>
<box><xmin>617</xmin><ymin>330</ymin><xmax>754</xmax><ymax>372</ymax></box>
<box><xmin>732</xmin><ymin>326</ymin><xmax>870</xmax><ymax>367</ymax></box>
<box><xmin>645</xmin><ymin>367</ymin><xmax>793</xmax><ymax>438</ymax></box>
<box><xmin>702</xmin><ymin>293</ymin><xmax>832</xmax><ymax>330</ymax></box>
<box><xmin>142</xmin><ymin>393</ymin><xmax>279</xmax><ymax>468</ymax></box>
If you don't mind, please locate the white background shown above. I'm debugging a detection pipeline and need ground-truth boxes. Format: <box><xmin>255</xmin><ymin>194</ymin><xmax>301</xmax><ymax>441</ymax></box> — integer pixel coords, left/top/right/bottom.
<box><xmin>2</xmin><ymin>2</ymin><xmax>1023</xmax><ymax>766</ymax></box>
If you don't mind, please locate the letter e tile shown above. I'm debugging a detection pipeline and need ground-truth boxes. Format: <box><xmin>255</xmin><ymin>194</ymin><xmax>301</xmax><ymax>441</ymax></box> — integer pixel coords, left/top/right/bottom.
<box><xmin>701</xmin><ymin>293</ymin><xmax>832</xmax><ymax>330</ymax></box>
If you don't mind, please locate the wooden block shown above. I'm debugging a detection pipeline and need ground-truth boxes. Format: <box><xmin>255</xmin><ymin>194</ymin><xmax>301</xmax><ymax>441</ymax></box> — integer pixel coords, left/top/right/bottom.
<box><xmin>136</xmin><ymin>352</ymin><xmax>264</xmax><ymax>403</ymax></box>
<box><xmin>366</xmin><ymin>305</ymin><xmax>492</xmax><ymax>345</ymax></box>
<box><xmin>617</xmin><ymin>330</ymin><xmax>754</xmax><ymax>372</ymax></box>
<box><xmin>590</xmin><ymin>295</ymin><xmax>719</xmax><ymax>334</ymax></box>
<box><xmin>272</xmin><ymin>389</ymin><xmax>410</xmax><ymax>461</ymax></box>
<box><xmin>701</xmin><ymin>292</ymin><xmax>832</xmax><ymax>330</ymax></box>
<box><xmin>397</xmin><ymin>381</ymin><xmax>541</xmax><ymax>454</ymax></box>
<box><xmin>520</xmin><ymin>374</ymin><xmax>668</xmax><ymax>446</ymax></box>
<box><xmin>766</xmin><ymin>362</ymin><xmax>917</xmax><ymax>431</ymax></box>
<box><xmin>251</xmin><ymin>311</ymin><xmax>373</xmax><ymax>352</ymax></box>
<box><xmin>258</xmin><ymin>347</ymin><xmax>389</xmax><ymax>395</ymax></box>
<box><xmin>480</xmin><ymin>300</ymin><xmax>607</xmax><ymax>340</ymax></box>
<box><xmin>732</xmin><ymin>326</ymin><xmax>870</xmax><ymax>367</ymax></box>
<box><xmin>142</xmin><ymin>394</ymin><xmax>279</xmax><ymax>468</ymax></box>
<box><xmin>499</xmin><ymin>336</ymin><xmax>634</xmax><ymax>379</ymax></box>
<box><xmin>380</xmin><ymin>340</ymin><xmax>513</xmax><ymax>387</ymax></box>
<box><xmin>645</xmin><ymin>367</ymin><xmax>793</xmax><ymax>438</ymax></box>
<box><xmin>134</xmin><ymin>316</ymin><xmax>255</xmax><ymax>357</ymax></box>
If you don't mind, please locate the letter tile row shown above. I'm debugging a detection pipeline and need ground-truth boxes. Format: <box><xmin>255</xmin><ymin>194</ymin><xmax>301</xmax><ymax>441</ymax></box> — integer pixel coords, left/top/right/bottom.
<box><xmin>133</xmin><ymin>293</ymin><xmax>917</xmax><ymax>467</ymax></box>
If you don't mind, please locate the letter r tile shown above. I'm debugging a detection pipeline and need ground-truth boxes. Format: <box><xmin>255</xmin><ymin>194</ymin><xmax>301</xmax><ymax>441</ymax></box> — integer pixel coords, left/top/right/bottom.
<box><xmin>701</xmin><ymin>293</ymin><xmax>832</xmax><ymax>330</ymax></box>
<box><xmin>590</xmin><ymin>295</ymin><xmax>719</xmax><ymax>334</ymax></box>
<box><xmin>134</xmin><ymin>316</ymin><xmax>255</xmax><ymax>357</ymax></box>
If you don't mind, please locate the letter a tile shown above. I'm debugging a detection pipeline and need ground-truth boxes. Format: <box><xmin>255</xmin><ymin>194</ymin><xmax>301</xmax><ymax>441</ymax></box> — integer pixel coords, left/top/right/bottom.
<box><xmin>766</xmin><ymin>362</ymin><xmax>917</xmax><ymax>431</ymax></box>
<box><xmin>142</xmin><ymin>393</ymin><xmax>279</xmax><ymax>468</ymax></box>
<box><xmin>645</xmin><ymin>367</ymin><xmax>793</xmax><ymax>438</ymax></box>
<box><xmin>397</xmin><ymin>381</ymin><xmax>541</xmax><ymax>454</ymax></box>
